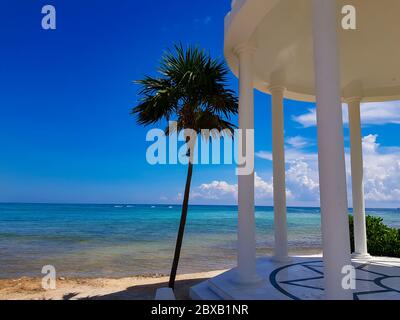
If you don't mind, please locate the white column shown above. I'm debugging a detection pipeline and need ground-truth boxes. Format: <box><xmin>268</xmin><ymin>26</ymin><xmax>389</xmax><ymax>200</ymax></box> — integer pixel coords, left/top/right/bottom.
<box><xmin>235</xmin><ymin>45</ymin><xmax>259</xmax><ymax>284</ymax></box>
<box><xmin>269</xmin><ymin>85</ymin><xmax>289</xmax><ymax>262</ymax></box>
<box><xmin>347</xmin><ymin>97</ymin><xmax>370</xmax><ymax>259</ymax></box>
<box><xmin>312</xmin><ymin>0</ymin><xmax>352</xmax><ymax>300</ymax></box>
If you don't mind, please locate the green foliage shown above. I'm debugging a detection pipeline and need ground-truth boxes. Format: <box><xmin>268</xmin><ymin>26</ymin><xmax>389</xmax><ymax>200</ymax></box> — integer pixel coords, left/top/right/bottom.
<box><xmin>349</xmin><ymin>215</ymin><xmax>400</xmax><ymax>257</ymax></box>
<box><xmin>132</xmin><ymin>44</ymin><xmax>238</xmax><ymax>136</ymax></box>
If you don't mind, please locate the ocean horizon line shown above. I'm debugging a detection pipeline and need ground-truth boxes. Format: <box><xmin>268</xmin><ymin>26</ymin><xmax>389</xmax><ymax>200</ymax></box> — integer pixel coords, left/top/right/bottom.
<box><xmin>0</xmin><ymin>202</ymin><xmax>399</xmax><ymax>211</ymax></box>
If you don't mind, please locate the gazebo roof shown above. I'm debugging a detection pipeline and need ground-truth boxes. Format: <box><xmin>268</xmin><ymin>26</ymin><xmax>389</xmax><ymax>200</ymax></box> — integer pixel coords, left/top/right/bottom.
<box><xmin>225</xmin><ymin>0</ymin><xmax>400</xmax><ymax>102</ymax></box>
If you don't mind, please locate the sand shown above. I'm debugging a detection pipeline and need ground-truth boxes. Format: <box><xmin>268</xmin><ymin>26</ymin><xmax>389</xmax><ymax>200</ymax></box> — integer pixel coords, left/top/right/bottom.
<box><xmin>0</xmin><ymin>270</ymin><xmax>226</xmax><ymax>300</ymax></box>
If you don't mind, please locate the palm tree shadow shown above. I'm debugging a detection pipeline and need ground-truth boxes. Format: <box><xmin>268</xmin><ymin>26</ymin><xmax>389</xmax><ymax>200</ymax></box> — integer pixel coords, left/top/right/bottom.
<box><xmin>63</xmin><ymin>292</ymin><xmax>80</xmax><ymax>300</ymax></box>
<box><xmin>74</xmin><ymin>278</ymin><xmax>207</xmax><ymax>300</ymax></box>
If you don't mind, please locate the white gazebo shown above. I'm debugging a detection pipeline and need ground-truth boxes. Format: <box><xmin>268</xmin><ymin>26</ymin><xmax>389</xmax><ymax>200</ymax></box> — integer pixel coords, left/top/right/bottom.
<box><xmin>191</xmin><ymin>0</ymin><xmax>400</xmax><ymax>300</ymax></box>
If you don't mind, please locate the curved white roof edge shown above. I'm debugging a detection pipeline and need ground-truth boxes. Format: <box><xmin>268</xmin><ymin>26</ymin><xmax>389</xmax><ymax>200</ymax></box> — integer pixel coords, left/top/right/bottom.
<box><xmin>224</xmin><ymin>0</ymin><xmax>316</xmax><ymax>102</ymax></box>
<box><xmin>224</xmin><ymin>0</ymin><xmax>400</xmax><ymax>103</ymax></box>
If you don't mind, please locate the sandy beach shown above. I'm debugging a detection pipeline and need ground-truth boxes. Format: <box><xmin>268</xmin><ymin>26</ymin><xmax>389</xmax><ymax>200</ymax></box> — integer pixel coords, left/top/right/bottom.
<box><xmin>0</xmin><ymin>270</ymin><xmax>226</xmax><ymax>300</ymax></box>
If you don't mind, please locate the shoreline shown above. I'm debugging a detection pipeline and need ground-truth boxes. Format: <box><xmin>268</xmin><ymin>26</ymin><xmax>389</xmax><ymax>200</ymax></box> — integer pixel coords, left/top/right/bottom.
<box><xmin>0</xmin><ymin>270</ymin><xmax>227</xmax><ymax>300</ymax></box>
<box><xmin>0</xmin><ymin>248</ymin><xmax>323</xmax><ymax>280</ymax></box>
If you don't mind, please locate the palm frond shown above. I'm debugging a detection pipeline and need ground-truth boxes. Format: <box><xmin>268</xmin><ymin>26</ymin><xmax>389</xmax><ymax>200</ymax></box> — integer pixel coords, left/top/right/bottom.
<box><xmin>133</xmin><ymin>44</ymin><xmax>238</xmax><ymax>130</ymax></box>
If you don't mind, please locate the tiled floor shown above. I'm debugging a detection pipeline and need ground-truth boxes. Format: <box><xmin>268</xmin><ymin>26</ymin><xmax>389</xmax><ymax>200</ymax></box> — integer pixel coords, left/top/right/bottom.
<box><xmin>190</xmin><ymin>256</ymin><xmax>400</xmax><ymax>300</ymax></box>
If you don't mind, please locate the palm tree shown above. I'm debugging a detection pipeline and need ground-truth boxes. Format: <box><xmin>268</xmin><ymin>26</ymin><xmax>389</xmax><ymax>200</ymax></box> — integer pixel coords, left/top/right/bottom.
<box><xmin>132</xmin><ymin>44</ymin><xmax>238</xmax><ymax>289</ymax></box>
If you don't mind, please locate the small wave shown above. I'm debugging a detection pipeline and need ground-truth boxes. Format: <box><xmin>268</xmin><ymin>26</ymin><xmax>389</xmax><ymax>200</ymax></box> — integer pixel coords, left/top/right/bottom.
<box><xmin>151</xmin><ymin>206</ymin><xmax>156</xmax><ymax>208</ymax></box>
<box><xmin>114</xmin><ymin>205</ymin><xmax>123</xmax><ymax>208</ymax></box>
<box><xmin>168</xmin><ymin>206</ymin><xmax>173</xmax><ymax>209</ymax></box>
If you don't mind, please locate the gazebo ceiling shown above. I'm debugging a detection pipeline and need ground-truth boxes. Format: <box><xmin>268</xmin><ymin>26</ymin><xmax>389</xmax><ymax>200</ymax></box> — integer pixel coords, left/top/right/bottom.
<box><xmin>225</xmin><ymin>0</ymin><xmax>400</xmax><ymax>102</ymax></box>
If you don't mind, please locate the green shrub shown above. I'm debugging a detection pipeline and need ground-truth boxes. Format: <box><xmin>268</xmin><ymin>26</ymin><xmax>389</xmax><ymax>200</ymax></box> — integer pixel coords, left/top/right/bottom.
<box><xmin>349</xmin><ymin>215</ymin><xmax>400</xmax><ymax>258</ymax></box>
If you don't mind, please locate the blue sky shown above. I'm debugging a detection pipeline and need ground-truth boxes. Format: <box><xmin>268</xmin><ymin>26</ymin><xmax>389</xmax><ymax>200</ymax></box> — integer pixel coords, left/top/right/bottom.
<box><xmin>0</xmin><ymin>0</ymin><xmax>399</xmax><ymax>207</ymax></box>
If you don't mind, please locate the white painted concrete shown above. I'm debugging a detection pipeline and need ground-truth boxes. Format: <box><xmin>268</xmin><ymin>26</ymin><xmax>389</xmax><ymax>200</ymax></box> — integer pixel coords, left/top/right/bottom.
<box><xmin>270</xmin><ymin>85</ymin><xmax>289</xmax><ymax>262</ymax></box>
<box><xmin>235</xmin><ymin>44</ymin><xmax>260</xmax><ymax>284</ymax></box>
<box><xmin>190</xmin><ymin>256</ymin><xmax>400</xmax><ymax>301</ymax></box>
<box><xmin>312</xmin><ymin>0</ymin><xmax>352</xmax><ymax>300</ymax></box>
<box><xmin>347</xmin><ymin>97</ymin><xmax>370</xmax><ymax>259</ymax></box>
<box><xmin>220</xmin><ymin>0</ymin><xmax>398</xmax><ymax>300</ymax></box>
<box><xmin>225</xmin><ymin>0</ymin><xmax>400</xmax><ymax>103</ymax></box>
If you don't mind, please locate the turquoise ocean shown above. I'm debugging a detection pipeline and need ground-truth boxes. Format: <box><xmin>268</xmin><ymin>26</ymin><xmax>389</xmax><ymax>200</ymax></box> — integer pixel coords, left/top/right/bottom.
<box><xmin>0</xmin><ymin>203</ymin><xmax>399</xmax><ymax>279</ymax></box>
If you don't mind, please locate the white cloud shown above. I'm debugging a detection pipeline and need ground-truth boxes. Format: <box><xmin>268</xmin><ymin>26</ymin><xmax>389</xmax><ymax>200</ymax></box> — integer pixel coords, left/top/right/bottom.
<box><xmin>190</xmin><ymin>173</ymin><xmax>289</xmax><ymax>203</ymax></box>
<box><xmin>292</xmin><ymin>108</ymin><xmax>318</xmax><ymax>128</ymax></box>
<box><xmin>255</xmin><ymin>142</ymin><xmax>320</xmax><ymax>204</ymax></box>
<box><xmin>361</xmin><ymin>135</ymin><xmax>400</xmax><ymax>204</ymax></box>
<box><xmin>255</xmin><ymin>150</ymin><xmax>272</xmax><ymax>161</ymax></box>
<box><xmin>361</xmin><ymin>102</ymin><xmax>400</xmax><ymax>125</ymax></box>
<box><xmin>254</xmin><ymin>173</ymin><xmax>275</xmax><ymax>200</ymax></box>
<box><xmin>293</xmin><ymin>101</ymin><xmax>400</xmax><ymax>127</ymax></box>
<box><xmin>286</xmin><ymin>136</ymin><xmax>310</xmax><ymax>149</ymax></box>
<box><xmin>362</xmin><ymin>134</ymin><xmax>379</xmax><ymax>154</ymax></box>
<box><xmin>256</xmin><ymin>134</ymin><xmax>400</xmax><ymax>207</ymax></box>
<box><xmin>190</xmin><ymin>134</ymin><xmax>400</xmax><ymax>207</ymax></box>
<box><xmin>192</xmin><ymin>180</ymin><xmax>237</xmax><ymax>200</ymax></box>
<box><xmin>286</xmin><ymin>159</ymin><xmax>319</xmax><ymax>202</ymax></box>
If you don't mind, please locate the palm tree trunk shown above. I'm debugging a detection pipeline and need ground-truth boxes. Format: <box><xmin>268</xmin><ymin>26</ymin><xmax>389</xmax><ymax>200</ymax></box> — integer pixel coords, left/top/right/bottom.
<box><xmin>168</xmin><ymin>161</ymin><xmax>194</xmax><ymax>289</ymax></box>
